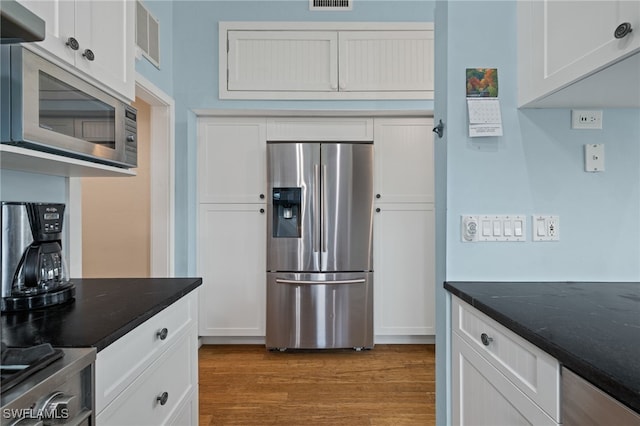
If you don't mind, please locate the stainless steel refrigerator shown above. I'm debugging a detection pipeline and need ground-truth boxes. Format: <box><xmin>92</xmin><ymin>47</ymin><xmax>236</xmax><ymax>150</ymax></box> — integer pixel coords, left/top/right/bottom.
<box><xmin>266</xmin><ymin>142</ymin><xmax>374</xmax><ymax>350</ymax></box>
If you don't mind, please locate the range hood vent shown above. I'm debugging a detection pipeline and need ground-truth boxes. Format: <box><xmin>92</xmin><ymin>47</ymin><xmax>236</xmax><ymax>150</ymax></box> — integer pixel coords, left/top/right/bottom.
<box><xmin>0</xmin><ymin>0</ymin><xmax>45</xmax><ymax>44</ymax></box>
<box><xmin>309</xmin><ymin>0</ymin><xmax>352</xmax><ymax>11</ymax></box>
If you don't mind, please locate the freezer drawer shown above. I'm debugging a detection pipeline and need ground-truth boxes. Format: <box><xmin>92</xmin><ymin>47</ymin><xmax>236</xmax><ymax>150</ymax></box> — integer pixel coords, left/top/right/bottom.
<box><xmin>266</xmin><ymin>272</ymin><xmax>373</xmax><ymax>350</ymax></box>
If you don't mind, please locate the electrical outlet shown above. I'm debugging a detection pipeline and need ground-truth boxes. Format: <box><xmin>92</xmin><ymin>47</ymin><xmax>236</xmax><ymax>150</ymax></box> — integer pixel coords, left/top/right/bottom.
<box><xmin>532</xmin><ymin>215</ymin><xmax>560</xmax><ymax>241</ymax></box>
<box><xmin>572</xmin><ymin>110</ymin><xmax>603</xmax><ymax>129</ymax></box>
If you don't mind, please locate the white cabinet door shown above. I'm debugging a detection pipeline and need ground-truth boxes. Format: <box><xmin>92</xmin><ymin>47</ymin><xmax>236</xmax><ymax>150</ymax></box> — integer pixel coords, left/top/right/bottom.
<box><xmin>18</xmin><ymin>0</ymin><xmax>134</xmax><ymax>101</ymax></box>
<box><xmin>18</xmin><ymin>0</ymin><xmax>75</xmax><ymax>64</ymax></box>
<box><xmin>374</xmin><ymin>204</ymin><xmax>435</xmax><ymax>336</ymax></box>
<box><xmin>227</xmin><ymin>30</ymin><xmax>338</xmax><ymax>92</ymax></box>
<box><xmin>74</xmin><ymin>0</ymin><xmax>134</xmax><ymax>100</ymax></box>
<box><xmin>198</xmin><ymin>204</ymin><xmax>266</xmax><ymax>337</ymax></box>
<box><xmin>198</xmin><ymin>117</ymin><xmax>267</xmax><ymax>204</ymax></box>
<box><xmin>373</xmin><ymin>118</ymin><xmax>434</xmax><ymax>204</ymax></box>
<box><xmin>338</xmin><ymin>31</ymin><xmax>434</xmax><ymax>93</ymax></box>
<box><xmin>452</xmin><ymin>334</ymin><xmax>558</xmax><ymax>426</ymax></box>
<box><xmin>518</xmin><ymin>0</ymin><xmax>640</xmax><ymax>107</ymax></box>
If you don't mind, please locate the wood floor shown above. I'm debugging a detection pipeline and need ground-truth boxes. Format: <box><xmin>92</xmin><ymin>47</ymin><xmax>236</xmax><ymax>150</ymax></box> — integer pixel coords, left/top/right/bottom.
<box><xmin>198</xmin><ymin>344</ymin><xmax>436</xmax><ymax>425</ymax></box>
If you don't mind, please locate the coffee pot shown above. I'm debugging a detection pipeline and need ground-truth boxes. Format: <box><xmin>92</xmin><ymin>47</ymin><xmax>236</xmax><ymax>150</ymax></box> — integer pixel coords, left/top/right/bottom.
<box><xmin>1</xmin><ymin>202</ymin><xmax>74</xmax><ymax>312</ymax></box>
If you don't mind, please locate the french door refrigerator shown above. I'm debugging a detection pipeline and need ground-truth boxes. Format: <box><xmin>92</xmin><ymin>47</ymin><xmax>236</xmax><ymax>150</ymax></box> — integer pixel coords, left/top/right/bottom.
<box><xmin>266</xmin><ymin>142</ymin><xmax>374</xmax><ymax>350</ymax></box>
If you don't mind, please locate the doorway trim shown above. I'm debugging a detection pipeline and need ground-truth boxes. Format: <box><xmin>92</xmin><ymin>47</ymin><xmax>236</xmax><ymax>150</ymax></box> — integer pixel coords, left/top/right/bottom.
<box><xmin>68</xmin><ymin>75</ymin><xmax>175</xmax><ymax>277</ymax></box>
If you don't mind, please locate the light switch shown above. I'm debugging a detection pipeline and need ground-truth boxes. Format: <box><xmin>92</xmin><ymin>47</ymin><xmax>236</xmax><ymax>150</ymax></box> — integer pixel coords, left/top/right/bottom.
<box><xmin>504</xmin><ymin>221</ymin><xmax>512</xmax><ymax>236</ymax></box>
<box><xmin>482</xmin><ymin>220</ymin><xmax>491</xmax><ymax>237</ymax></box>
<box><xmin>492</xmin><ymin>220</ymin><xmax>501</xmax><ymax>236</ymax></box>
<box><xmin>536</xmin><ymin>219</ymin><xmax>546</xmax><ymax>236</ymax></box>
<box><xmin>514</xmin><ymin>220</ymin><xmax>523</xmax><ymax>237</ymax></box>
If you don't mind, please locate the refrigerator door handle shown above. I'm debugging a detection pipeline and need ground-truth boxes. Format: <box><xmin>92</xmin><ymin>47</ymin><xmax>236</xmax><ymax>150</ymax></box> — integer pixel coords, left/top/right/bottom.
<box><xmin>321</xmin><ymin>163</ymin><xmax>328</xmax><ymax>268</ymax></box>
<box><xmin>275</xmin><ymin>278</ymin><xmax>366</xmax><ymax>285</ymax></box>
<box><xmin>314</xmin><ymin>163</ymin><xmax>321</xmax><ymax>255</ymax></box>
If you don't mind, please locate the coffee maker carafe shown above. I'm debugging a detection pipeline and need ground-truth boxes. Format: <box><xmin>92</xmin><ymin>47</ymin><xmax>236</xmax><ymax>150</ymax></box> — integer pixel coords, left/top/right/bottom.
<box><xmin>1</xmin><ymin>202</ymin><xmax>75</xmax><ymax>312</ymax></box>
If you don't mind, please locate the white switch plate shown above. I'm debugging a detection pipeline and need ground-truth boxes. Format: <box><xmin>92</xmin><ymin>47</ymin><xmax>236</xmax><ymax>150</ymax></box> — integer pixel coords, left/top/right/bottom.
<box><xmin>462</xmin><ymin>215</ymin><xmax>526</xmax><ymax>242</ymax></box>
<box><xmin>585</xmin><ymin>144</ymin><xmax>605</xmax><ymax>172</ymax></box>
<box><xmin>572</xmin><ymin>110</ymin><xmax>603</xmax><ymax>129</ymax></box>
<box><xmin>532</xmin><ymin>215</ymin><xmax>560</xmax><ymax>241</ymax></box>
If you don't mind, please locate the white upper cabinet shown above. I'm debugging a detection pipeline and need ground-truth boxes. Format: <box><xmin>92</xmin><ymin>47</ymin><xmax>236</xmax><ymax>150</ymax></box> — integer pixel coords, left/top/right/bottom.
<box><xmin>228</xmin><ymin>31</ymin><xmax>338</xmax><ymax>92</ymax></box>
<box><xmin>197</xmin><ymin>117</ymin><xmax>267</xmax><ymax>203</ymax></box>
<box><xmin>18</xmin><ymin>0</ymin><xmax>135</xmax><ymax>101</ymax></box>
<box><xmin>518</xmin><ymin>0</ymin><xmax>640</xmax><ymax>107</ymax></box>
<box><xmin>373</xmin><ymin>118</ymin><xmax>434</xmax><ymax>204</ymax></box>
<box><xmin>220</xmin><ymin>22</ymin><xmax>434</xmax><ymax>100</ymax></box>
<box><xmin>338</xmin><ymin>31</ymin><xmax>433</xmax><ymax>93</ymax></box>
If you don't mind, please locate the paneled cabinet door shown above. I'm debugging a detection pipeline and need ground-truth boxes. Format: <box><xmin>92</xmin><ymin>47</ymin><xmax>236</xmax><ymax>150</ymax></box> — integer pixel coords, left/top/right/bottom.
<box><xmin>518</xmin><ymin>0</ymin><xmax>640</xmax><ymax>107</ymax></box>
<box><xmin>198</xmin><ymin>204</ymin><xmax>266</xmax><ymax>336</ymax></box>
<box><xmin>198</xmin><ymin>117</ymin><xmax>267</xmax><ymax>203</ymax></box>
<box><xmin>18</xmin><ymin>0</ymin><xmax>134</xmax><ymax>100</ymax></box>
<box><xmin>452</xmin><ymin>334</ymin><xmax>558</xmax><ymax>426</ymax></box>
<box><xmin>338</xmin><ymin>31</ymin><xmax>434</xmax><ymax>93</ymax></box>
<box><xmin>373</xmin><ymin>118</ymin><xmax>434</xmax><ymax>204</ymax></box>
<box><xmin>374</xmin><ymin>204</ymin><xmax>435</xmax><ymax>336</ymax></box>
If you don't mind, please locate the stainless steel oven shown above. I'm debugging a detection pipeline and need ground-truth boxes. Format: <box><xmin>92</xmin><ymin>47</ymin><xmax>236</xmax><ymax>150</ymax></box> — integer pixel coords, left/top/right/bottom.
<box><xmin>1</xmin><ymin>345</ymin><xmax>96</xmax><ymax>425</ymax></box>
<box><xmin>1</xmin><ymin>46</ymin><xmax>137</xmax><ymax>168</ymax></box>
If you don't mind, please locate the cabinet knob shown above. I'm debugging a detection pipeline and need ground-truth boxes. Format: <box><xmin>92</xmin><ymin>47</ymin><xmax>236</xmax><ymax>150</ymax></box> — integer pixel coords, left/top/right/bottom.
<box><xmin>65</xmin><ymin>37</ymin><xmax>80</xmax><ymax>50</ymax></box>
<box><xmin>156</xmin><ymin>391</ymin><xmax>169</xmax><ymax>406</ymax></box>
<box><xmin>376</xmin><ymin>208</ymin><xmax>381</xmax><ymax>213</ymax></box>
<box><xmin>127</xmin><ymin>135</ymin><xmax>135</xmax><ymax>143</ymax></box>
<box><xmin>480</xmin><ymin>333</ymin><xmax>493</xmax><ymax>346</ymax></box>
<box><xmin>156</xmin><ymin>327</ymin><xmax>168</xmax><ymax>340</ymax></box>
<box><xmin>376</xmin><ymin>194</ymin><xmax>381</xmax><ymax>199</ymax></box>
<box><xmin>259</xmin><ymin>193</ymin><xmax>265</xmax><ymax>199</ymax></box>
<box><xmin>82</xmin><ymin>49</ymin><xmax>95</xmax><ymax>61</ymax></box>
<box><xmin>614</xmin><ymin>22</ymin><xmax>633</xmax><ymax>39</ymax></box>
<box><xmin>260</xmin><ymin>208</ymin><xmax>265</xmax><ymax>214</ymax></box>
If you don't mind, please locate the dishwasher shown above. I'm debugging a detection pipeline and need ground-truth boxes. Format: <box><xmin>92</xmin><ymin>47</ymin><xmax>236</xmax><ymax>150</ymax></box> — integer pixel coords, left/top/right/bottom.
<box><xmin>562</xmin><ymin>367</ymin><xmax>640</xmax><ymax>425</ymax></box>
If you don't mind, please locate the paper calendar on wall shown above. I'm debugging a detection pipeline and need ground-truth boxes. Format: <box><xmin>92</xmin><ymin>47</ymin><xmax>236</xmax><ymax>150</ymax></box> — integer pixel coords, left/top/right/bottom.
<box><xmin>466</xmin><ymin>68</ymin><xmax>503</xmax><ymax>137</ymax></box>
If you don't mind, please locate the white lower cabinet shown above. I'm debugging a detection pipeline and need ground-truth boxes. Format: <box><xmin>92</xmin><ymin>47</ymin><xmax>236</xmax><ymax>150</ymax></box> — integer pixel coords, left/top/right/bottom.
<box><xmin>374</xmin><ymin>204</ymin><xmax>435</xmax><ymax>337</ymax></box>
<box><xmin>451</xmin><ymin>296</ymin><xmax>560</xmax><ymax>426</ymax></box>
<box><xmin>197</xmin><ymin>204</ymin><xmax>266</xmax><ymax>337</ymax></box>
<box><xmin>95</xmin><ymin>291</ymin><xmax>199</xmax><ymax>425</ymax></box>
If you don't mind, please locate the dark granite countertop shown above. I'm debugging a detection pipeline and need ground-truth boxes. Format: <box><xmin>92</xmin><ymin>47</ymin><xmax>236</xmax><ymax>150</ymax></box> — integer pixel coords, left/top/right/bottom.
<box><xmin>1</xmin><ymin>277</ymin><xmax>202</xmax><ymax>352</ymax></box>
<box><xmin>444</xmin><ymin>281</ymin><xmax>640</xmax><ymax>415</ymax></box>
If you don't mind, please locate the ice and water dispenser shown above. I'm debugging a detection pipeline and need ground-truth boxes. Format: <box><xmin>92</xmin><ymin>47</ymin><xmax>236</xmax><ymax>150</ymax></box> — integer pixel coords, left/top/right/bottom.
<box><xmin>272</xmin><ymin>188</ymin><xmax>301</xmax><ymax>238</ymax></box>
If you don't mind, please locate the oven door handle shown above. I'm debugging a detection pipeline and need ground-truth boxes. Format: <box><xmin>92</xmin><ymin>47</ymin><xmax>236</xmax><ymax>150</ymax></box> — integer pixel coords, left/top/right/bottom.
<box><xmin>275</xmin><ymin>278</ymin><xmax>366</xmax><ymax>285</ymax></box>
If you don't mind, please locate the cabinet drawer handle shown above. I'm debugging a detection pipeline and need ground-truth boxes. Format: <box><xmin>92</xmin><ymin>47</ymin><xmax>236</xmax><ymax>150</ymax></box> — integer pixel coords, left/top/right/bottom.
<box><xmin>376</xmin><ymin>208</ymin><xmax>381</xmax><ymax>213</ymax></box>
<box><xmin>481</xmin><ymin>333</ymin><xmax>493</xmax><ymax>346</ymax></box>
<box><xmin>156</xmin><ymin>328</ymin><xmax>169</xmax><ymax>340</ymax></box>
<box><xmin>260</xmin><ymin>208</ymin><xmax>265</xmax><ymax>214</ymax></box>
<box><xmin>156</xmin><ymin>391</ymin><xmax>169</xmax><ymax>406</ymax></box>
<box><xmin>376</xmin><ymin>194</ymin><xmax>381</xmax><ymax>199</ymax></box>
<box><xmin>614</xmin><ymin>22</ymin><xmax>632</xmax><ymax>39</ymax></box>
<box><xmin>66</xmin><ymin>37</ymin><xmax>79</xmax><ymax>50</ymax></box>
<box><xmin>259</xmin><ymin>193</ymin><xmax>265</xmax><ymax>199</ymax></box>
<box><xmin>82</xmin><ymin>49</ymin><xmax>95</xmax><ymax>61</ymax></box>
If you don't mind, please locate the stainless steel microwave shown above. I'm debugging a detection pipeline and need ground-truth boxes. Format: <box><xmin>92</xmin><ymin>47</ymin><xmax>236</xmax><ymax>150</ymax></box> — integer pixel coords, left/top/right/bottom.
<box><xmin>1</xmin><ymin>46</ymin><xmax>137</xmax><ymax>168</ymax></box>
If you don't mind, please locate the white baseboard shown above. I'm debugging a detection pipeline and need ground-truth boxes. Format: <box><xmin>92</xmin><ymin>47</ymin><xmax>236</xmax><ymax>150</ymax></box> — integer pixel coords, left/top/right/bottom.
<box><xmin>198</xmin><ymin>335</ymin><xmax>435</xmax><ymax>346</ymax></box>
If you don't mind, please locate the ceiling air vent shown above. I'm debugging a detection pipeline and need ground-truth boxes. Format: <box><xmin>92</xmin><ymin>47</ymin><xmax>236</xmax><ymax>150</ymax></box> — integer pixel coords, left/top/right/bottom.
<box><xmin>309</xmin><ymin>0</ymin><xmax>353</xmax><ymax>11</ymax></box>
<box><xmin>136</xmin><ymin>0</ymin><xmax>160</xmax><ymax>68</ymax></box>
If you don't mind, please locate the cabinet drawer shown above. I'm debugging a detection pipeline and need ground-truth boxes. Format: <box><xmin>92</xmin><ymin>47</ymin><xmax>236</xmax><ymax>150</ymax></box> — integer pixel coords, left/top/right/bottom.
<box><xmin>452</xmin><ymin>296</ymin><xmax>560</xmax><ymax>422</ymax></box>
<box><xmin>97</xmin><ymin>326</ymin><xmax>198</xmax><ymax>425</ymax></box>
<box><xmin>96</xmin><ymin>291</ymin><xmax>197</xmax><ymax>413</ymax></box>
<box><xmin>452</xmin><ymin>335</ymin><xmax>558</xmax><ymax>426</ymax></box>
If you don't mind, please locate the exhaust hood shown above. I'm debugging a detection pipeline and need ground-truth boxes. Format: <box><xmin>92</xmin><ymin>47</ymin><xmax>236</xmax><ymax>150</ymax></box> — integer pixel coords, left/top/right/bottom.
<box><xmin>1</xmin><ymin>0</ymin><xmax>45</xmax><ymax>44</ymax></box>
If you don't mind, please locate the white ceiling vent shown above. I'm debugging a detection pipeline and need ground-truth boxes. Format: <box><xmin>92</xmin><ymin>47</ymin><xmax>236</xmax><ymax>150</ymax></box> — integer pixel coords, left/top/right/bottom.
<box><xmin>309</xmin><ymin>0</ymin><xmax>353</xmax><ymax>11</ymax></box>
<box><xmin>136</xmin><ymin>0</ymin><xmax>160</xmax><ymax>68</ymax></box>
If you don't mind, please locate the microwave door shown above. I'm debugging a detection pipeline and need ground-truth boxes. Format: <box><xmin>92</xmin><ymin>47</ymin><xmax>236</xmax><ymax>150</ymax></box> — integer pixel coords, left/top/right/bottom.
<box><xmin>321</xmin><ymin>143</ymin><xmax>374</xmax><ymax>272</ymax></box>
<box><xmin>267</xmin><ymin>142</ymin><xmax>320</xmax><ymax>272</ymax></box>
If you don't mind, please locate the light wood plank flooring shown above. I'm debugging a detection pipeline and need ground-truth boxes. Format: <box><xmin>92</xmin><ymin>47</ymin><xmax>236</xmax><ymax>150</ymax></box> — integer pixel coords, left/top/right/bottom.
<box><xmin>199</xmin><ymin>344</ymin><xmax>435</xmax><ymax>425</ymax></box>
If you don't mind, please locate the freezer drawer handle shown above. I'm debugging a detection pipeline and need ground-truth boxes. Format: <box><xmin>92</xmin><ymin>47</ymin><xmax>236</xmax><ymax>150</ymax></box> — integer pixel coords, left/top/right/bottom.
<box><xmin>276</xmin><ymin>278</ymin><xmax>366</xmax><ymax>285</ymax></box>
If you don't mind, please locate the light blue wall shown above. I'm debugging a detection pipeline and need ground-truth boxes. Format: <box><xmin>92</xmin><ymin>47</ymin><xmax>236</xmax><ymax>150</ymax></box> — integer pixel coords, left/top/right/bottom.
<box><xmin>169</xmin><ymin>0</ymin><xmax>437</xmax><ymax>275</ymax></box>
<box><xmin>0</xmin><ymin>170</ymin><xmax>67</xmax><ymax>203</ymax></box>
<box><xmin>435</xmin><ymin>2</ymin><xmax>640</xmax><ymax>424</ymax></box>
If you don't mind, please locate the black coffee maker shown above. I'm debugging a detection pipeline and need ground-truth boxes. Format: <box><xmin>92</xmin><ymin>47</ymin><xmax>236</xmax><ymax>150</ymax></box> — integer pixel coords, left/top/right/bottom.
<box><xmin>1</xmin><ymin>202</ymin><xmax>75</xmax><ymax>312</ymax></box>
